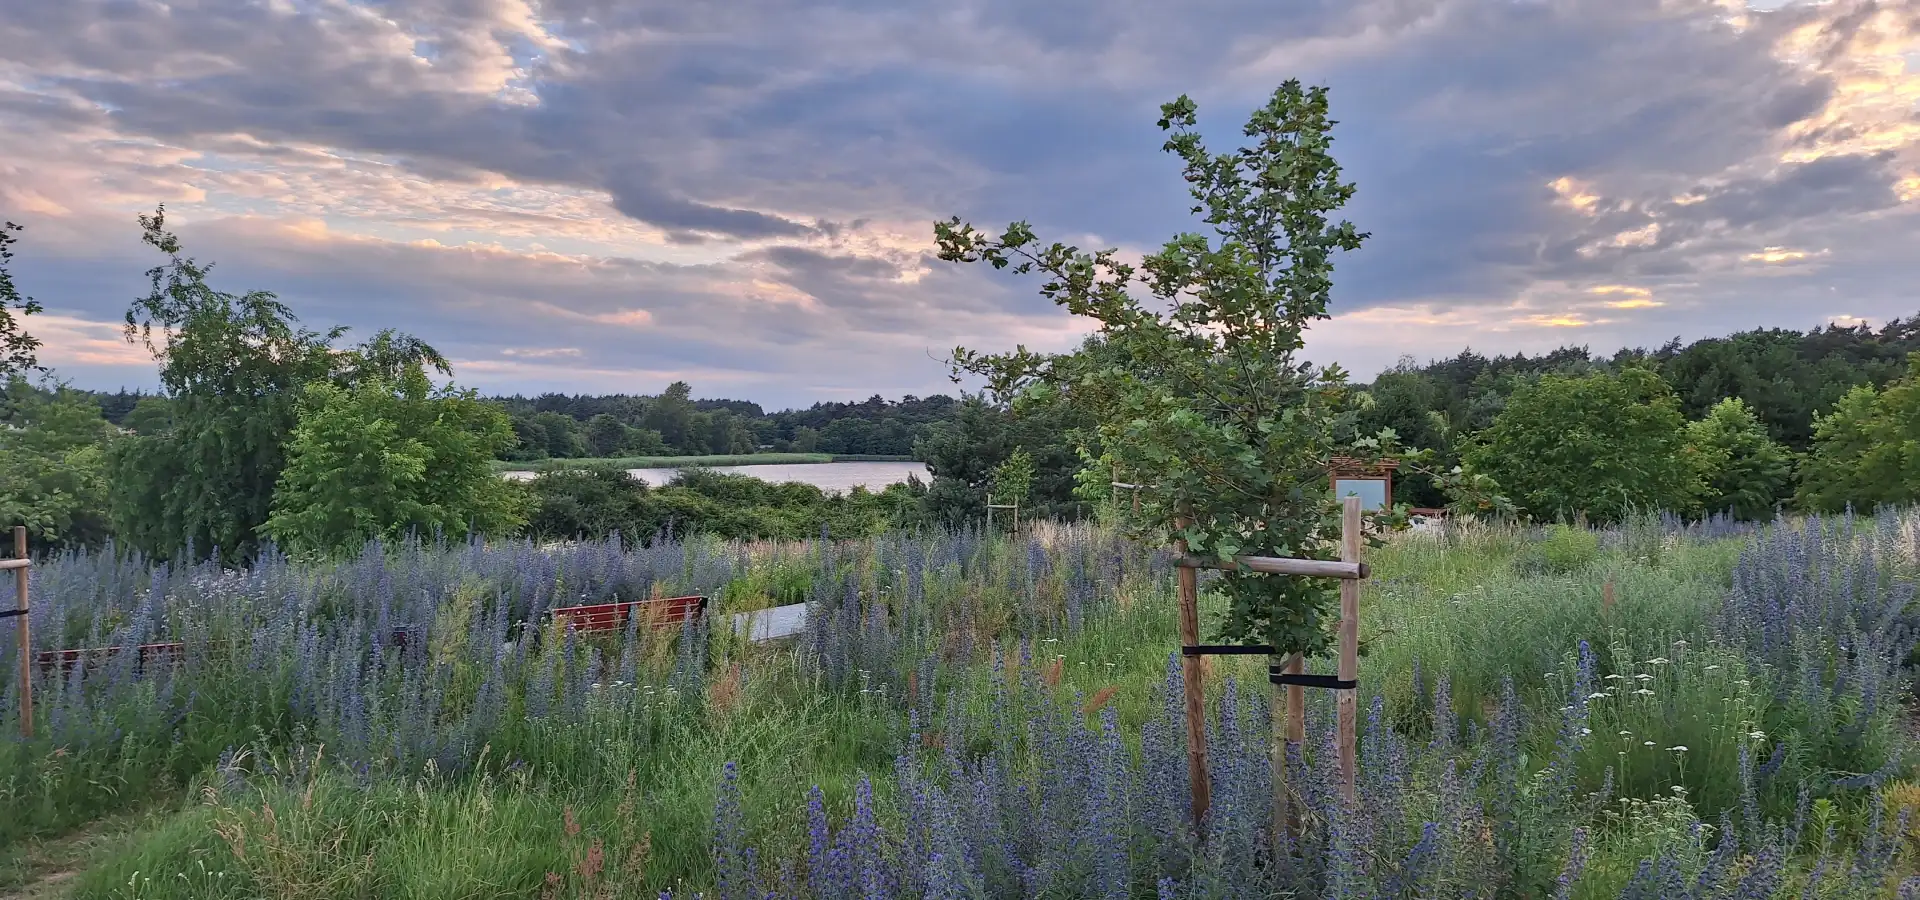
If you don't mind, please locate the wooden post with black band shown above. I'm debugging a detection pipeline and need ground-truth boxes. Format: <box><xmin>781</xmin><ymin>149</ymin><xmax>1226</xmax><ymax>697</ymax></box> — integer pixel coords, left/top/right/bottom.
<box><xmin>4</xmin><ymin>526</ymin><xmax>30</xmax><ymax>739</ymax></box>
<box><xmin>1172</xmin><ymin>496</ymin><xmax>1369</xmax><ymax>846</ymax></box>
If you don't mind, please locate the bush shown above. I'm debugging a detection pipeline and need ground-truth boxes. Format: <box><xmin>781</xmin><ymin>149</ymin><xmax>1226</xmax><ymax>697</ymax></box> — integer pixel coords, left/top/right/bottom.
<box><xmin>1464</xmin><ymin>369</ymin><xmax>1704</xmax><ymax>523</ymax></box>
<box><xmin>1513</xmin><ymin>524</ymin><xmax>1602</xmax><ymax>575</ymax></box>
<box><xmin>524</xmin><ymin>466</ymin><xmax>663</xmax><ymax>543</ymax></box>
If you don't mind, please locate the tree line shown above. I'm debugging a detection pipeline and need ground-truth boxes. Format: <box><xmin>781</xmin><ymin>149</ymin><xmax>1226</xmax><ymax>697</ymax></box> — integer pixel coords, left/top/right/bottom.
<box><xmin>80</xmin><ymin>379</ymin><xmax>957</xmax><ymax>462</ymax></box>
<box><xmin>0</xmin><ymin>211</ymin><xmax>938</xmax><ymax>558</ymax></box>
<box><xmin>8</xmin><ymin>198</ymin><xmax>1920</xmax><ymax>560</ymax></box>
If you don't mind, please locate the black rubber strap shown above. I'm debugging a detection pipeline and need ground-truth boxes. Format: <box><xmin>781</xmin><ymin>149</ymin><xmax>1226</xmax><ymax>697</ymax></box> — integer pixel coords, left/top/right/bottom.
<box><xmin>1181</xmin><ymin>644</ymin><xmax>1276</xmax><ymax>656</ymax></box>
<box><xmin>0</xmin><ymin>609</ymin><xmax>24</xmax><ymax>620</ymax></box>
<box><xmin>1268</xmin><ymin>667</ymin><xmax>1357</xmax><ymax>690</ymax></box>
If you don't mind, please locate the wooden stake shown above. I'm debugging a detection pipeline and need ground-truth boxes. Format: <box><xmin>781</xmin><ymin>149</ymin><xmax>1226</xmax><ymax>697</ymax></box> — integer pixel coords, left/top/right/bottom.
<box><xmin>1337</xmin><ymin>496</ymin><xmax>1362</xmax><ymax>802</ymax></box>
<box><xmin>1174</xmin><ymin>515</ymin><xmax>1210</xmax><ymax>831</ymax></box>
<box><xmin>1272</xmin><ymin>651</ymin><xmax>1299</xmax><ymax>853</ymax></box>
<box><xmin>14</xmin><ymin>526</ymin><xmax>30</xmax><ymax>740</ymax></box>
<box><xmin>986</xmin><ymin>494</ymin><xmax>994</xmax><ymax>533</ymax></box>
<box><xmin>1284</xmin><ymin>652</ymin><xmax>1303</xmax><ymax>832</ymax></box>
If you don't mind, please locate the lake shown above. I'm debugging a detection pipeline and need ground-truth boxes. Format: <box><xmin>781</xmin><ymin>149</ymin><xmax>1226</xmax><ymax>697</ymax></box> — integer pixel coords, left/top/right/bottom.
<box><xmin>502</xmin><ymin>460</ymin><xmax>930</xmax><ymax>493</ymax></box>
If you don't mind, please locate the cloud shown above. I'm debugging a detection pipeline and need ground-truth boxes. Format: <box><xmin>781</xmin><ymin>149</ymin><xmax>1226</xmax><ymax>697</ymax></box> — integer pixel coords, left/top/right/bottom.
<box><xmin>0</xmin><ymin>0</ymin><xmax>1916</xmax><ymax>405</ymax></box>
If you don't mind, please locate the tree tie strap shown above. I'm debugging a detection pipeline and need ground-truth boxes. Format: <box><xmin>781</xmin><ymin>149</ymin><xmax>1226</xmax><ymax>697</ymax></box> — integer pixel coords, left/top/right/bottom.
<box><xmin>1180</xmin><ymin>644</ymin><xmax>1276</xmax><ymax>656</ymax></box>
<box><xmin>0</xmin><ymin>609</ymin><xmax>24</xmax><ymax>620</ymax></box>
<box><xmin>1268</xmin><ymin>665</ymin><xmax>1356</xmax><ymax>690</ymax></box>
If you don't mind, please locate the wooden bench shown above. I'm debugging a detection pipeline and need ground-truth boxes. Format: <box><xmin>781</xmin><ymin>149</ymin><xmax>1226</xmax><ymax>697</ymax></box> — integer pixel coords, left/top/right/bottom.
<box><xmin>36</xmin><ymin>641</ymin><xmax>188</xmax><ymax>677</ymax></box>
<box><xmin>551</xmin><ymin>595</ymin><xmax>707</xmax><ymax>635</ymax></box>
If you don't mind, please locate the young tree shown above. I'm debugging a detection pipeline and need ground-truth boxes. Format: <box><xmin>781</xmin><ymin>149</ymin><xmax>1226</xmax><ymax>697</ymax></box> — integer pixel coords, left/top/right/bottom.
<box><xmin>790</xmin><ymin>425</ymin><xmax>822</xmax><ymax>453</ymax></box>
<box><xmin>990</xmin><ymin>446</ymin><xmax>1036</xmax><ymax>509</ymax></box>
<box><xmin>530</xmin><ymin>411</ymin><xmax>585</xmax><ymax>458</ymax></box>
<box><xmin>644</xmin><ymin>381</ymin><xmax>697</xmax><ymax>451</ymax></box>
<box><xmin>0</xmin><ymin>221</ymin><xmax>45</xmax><ymax>379</ymax></box>
<box><xmin>106</xmin><ymin>206</ymin><xmax>450</xmax><ymax>561</ymax></box>
<box><xmin>0</xmin><ymin>378</ymin><xmax>116</xmax><ymax>548</ymax></box>
<box><xmin>1797</xmin><ymin>354</ymin><xmax>1920</xmax><ymax>513</ymax></box>
<box><xmin>934</xmin><ymin>81</ymin><xmax>1377</xmax><ymax>654</ymax></box>
<box><xmin>121</xmin><ymin>395</ymin><xmax>175</xmax><ymax>434</ymax></box>
<box><xmin>1462</xmin><ymin>368</ymin><xmax>1704</xmax><ymax>523</ymax></box>
<box><xmin>1686</xmin><ymin>397</ymin><xmax>1794</xmax><ymax>520</ymax></box>
<box><xmin>262</xmin><ymin>362</ymin><xmax>527</xmax><ymax>556</ymax></box>
<box><xmin>584</xmin><ymin>413</ymin><xmax>632</xmax><ymax>457</ymax></box>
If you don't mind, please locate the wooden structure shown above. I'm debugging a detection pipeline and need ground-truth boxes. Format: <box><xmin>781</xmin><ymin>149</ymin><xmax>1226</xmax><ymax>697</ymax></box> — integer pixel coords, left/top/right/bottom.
<box><xmin>1111</xmin><ymin>476</ymin><xmax>1143</xmax><ymax>516</ymax></box>
<box><xmin>1170</xmin><ymin>496</ymin><xmax>1368</xmax><ymax>846</ymax></box>
<box><xmin>37</xmin><ymin>641</ymin><xmax>189</xmax><ymax>677</ymax></box>
<box><xmin>3</xmin><ymin>527</ymin><xmax>29</xmax><ymax>738</ymax></box>
<box><xmin>551</xmin><ymin>595</ymin><xmax>708</xmax><ymax>636</ymax></box>
<box><xmin>984</xmin><ymin>494</ymin><xmax>1020</xmax><ymax>533</ymax></box>
<box><xmin>1328</xmin><ymin>457</ymin><xmax>1398</xmax><ymax>512</ymax></box>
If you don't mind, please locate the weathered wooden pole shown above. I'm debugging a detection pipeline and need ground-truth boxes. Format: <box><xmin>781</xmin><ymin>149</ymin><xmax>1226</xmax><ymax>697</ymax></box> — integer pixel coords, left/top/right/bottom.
<box><xmin>1173</xmin><ymin>514</ymin><xmax>1210</xmax><ymax>830</ymax></box>
<box><xmin>1337</xmin><ymin>496</ymin><xmax>1362</xmax><ymax>801</ymax></box>
<box><xmin>12</xmin><ymin>526</ymin><xmax>30</xmax><ymax>740</ymax></box>
<box><xmin>1271</xmin><ymin>650</ymin><xmax>1297</xmax><ymax>853</ymax></box>
<box><xmin>986</xmin><ymin>493</ymin><xmax>994</xmax><ymax>533</ymax></box>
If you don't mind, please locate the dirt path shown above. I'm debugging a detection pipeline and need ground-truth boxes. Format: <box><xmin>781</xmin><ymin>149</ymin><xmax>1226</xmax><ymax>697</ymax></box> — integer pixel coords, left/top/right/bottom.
<box><xmin>0</xmin><ymin>814</ymin><xmax>150</xmax><ymax>900</ymax></box>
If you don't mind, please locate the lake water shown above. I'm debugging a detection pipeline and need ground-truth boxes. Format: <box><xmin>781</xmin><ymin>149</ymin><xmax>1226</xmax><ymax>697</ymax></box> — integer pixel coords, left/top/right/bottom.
<box><xmin>503</xmin><ymin>460</ymin><xmax>930</xmax><ymax>494</ymax></box>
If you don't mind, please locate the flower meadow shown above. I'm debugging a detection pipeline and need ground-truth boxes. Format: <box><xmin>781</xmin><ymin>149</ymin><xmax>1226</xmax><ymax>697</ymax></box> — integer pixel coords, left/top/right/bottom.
<box><xmin>2</xmin><ymin>512</ymin><xmax>1920</xmax><ymax>898</ymax></box>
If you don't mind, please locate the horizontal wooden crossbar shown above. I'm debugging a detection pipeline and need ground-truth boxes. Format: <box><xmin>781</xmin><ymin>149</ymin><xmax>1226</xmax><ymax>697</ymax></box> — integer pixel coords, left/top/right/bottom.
<box><xmin>0</xmin><ymin>559</ymin><xmax>29</xmax><ymax>571</ymax></box>
<box><xmin>1175</xmin><ymin>555</ymin><xmax>1369</xmax><ymax>580</ymax></box>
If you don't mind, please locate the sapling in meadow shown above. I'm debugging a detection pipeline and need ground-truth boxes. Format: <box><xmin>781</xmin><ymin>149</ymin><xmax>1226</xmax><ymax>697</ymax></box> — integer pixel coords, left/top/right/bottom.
<box><xmin>936</xmin><ymin>80</ymin><xmax>1381</xmax><ymax>657</ymax></box>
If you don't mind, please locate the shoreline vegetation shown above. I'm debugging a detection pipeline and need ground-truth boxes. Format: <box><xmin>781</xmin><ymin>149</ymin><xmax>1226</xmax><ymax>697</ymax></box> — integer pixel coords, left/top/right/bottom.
<box><xmin>492</xmin><ymin>452</ymin><xmax>918</xmax><ymax>474</ymax></box>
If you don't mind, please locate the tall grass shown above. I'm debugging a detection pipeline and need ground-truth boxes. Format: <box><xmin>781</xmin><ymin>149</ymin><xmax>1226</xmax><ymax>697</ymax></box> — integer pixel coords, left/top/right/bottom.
<box><xmin>0</xmin><ymin>513</ymin><xmax>1914</xmax><ymax>897</ymax></box>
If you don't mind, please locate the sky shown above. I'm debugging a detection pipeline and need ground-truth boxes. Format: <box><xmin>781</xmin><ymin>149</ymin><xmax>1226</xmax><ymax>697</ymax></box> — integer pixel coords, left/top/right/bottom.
<box><xmin>1</xmin><ymin>0</ymin><xmax>1917</xmax><ymax>410</ymax></box>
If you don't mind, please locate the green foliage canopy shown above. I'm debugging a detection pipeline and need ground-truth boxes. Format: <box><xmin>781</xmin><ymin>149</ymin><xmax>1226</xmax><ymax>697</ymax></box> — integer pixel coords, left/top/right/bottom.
<box><xmin>105</xmin><ymin>206</ymin><xmax>454</xmax><ymax>561</ymax></box>
<box><xmin>0</xmin><ymin>379</ymin><xmax>115</xmax><ymax>548</ymax></box>
<box><xmin>1462</xmin><ymin>368</ymin><xmax>1704</xmax><ymax>524</ymax></box>
<box><xmin>1796</xmin><ymin>354</ymin><xmax>1920</xmax><ymax>513</ymax></box>
<box><xmin>0</xmin><ymin>221</ymin><xmax>45</xmax><ymax>379</ymax></box>
<box><xmin>262</xmin><ymin>363</ymin><xmax>528</xmax><ymax>557</ymax></box>
<box><xmin>1686</xmin><ymin>397</ymin><xmax>1794</xmax><ymax>520</ymax></box>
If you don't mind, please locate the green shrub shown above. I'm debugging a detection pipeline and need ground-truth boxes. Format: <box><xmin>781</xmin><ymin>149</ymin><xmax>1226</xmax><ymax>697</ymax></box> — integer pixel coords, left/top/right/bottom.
<box><xmin>1513</xmin><ymin>524</ymin><xmax>1601</xmax><ymax>575</ymax></box>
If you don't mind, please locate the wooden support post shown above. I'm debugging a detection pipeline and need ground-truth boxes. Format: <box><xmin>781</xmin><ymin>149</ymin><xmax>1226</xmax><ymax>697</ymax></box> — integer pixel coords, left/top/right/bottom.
<box><xmin>1284</xmin><ymin>652</ymin><xmax>1303</xmax><ymax>834</ymax></box>
<box><xmin>1174</xmin><ymin>515</ymin><xmax>1210</xmax><ymax>832</ymax></box>
<box><xmin>986</xmin><ymin>494</ymin><xmax>994</xmax><ymax>533</ymax></box>
<box><xmin>1272</xmin><ymin>651</ymin><xmax>1297</xmax><ymax>854</ymax></box>
<box><xmin>1337</xmin><ymin>496</ymin><xmax>1362</xmax><ymax>802</ymax></box>
<box><xmin>13</xmin><ymin>526</ymin><xmax>30</xmax><ymax>740</ymax></box>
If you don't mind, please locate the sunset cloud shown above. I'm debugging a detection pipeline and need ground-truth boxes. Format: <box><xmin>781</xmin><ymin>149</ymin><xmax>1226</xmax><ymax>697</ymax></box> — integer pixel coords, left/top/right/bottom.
<box><xmin>0</xmin><ymin>0</ymin><xmax>1916</xmax><ymax>406</ymax></box>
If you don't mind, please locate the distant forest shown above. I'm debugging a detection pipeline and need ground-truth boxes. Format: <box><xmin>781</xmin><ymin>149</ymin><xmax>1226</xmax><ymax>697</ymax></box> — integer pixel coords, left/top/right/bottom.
<box><xmin>82</xmin><ymin>316</ymin><xmax>1920</xmax><ymax>466</ymax></box>
<box><xmin>1351</xmin><ymin>316</ymin><xmax>1920</xmax><ymax>508</ymax></box>
<box><xmin>19</xmin><ymin>312</ymin><xmax>1920</xmax><ymax>550</ymax></box>
<box><xmin>71</xmin><ymin>317</ymin><xmax>1920</xmax><ymax>481</ymax></box>
<box><xmin>80</xmin><ymin>381</ymin><xmax>961</xmax><ymax>461</ymax></box>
